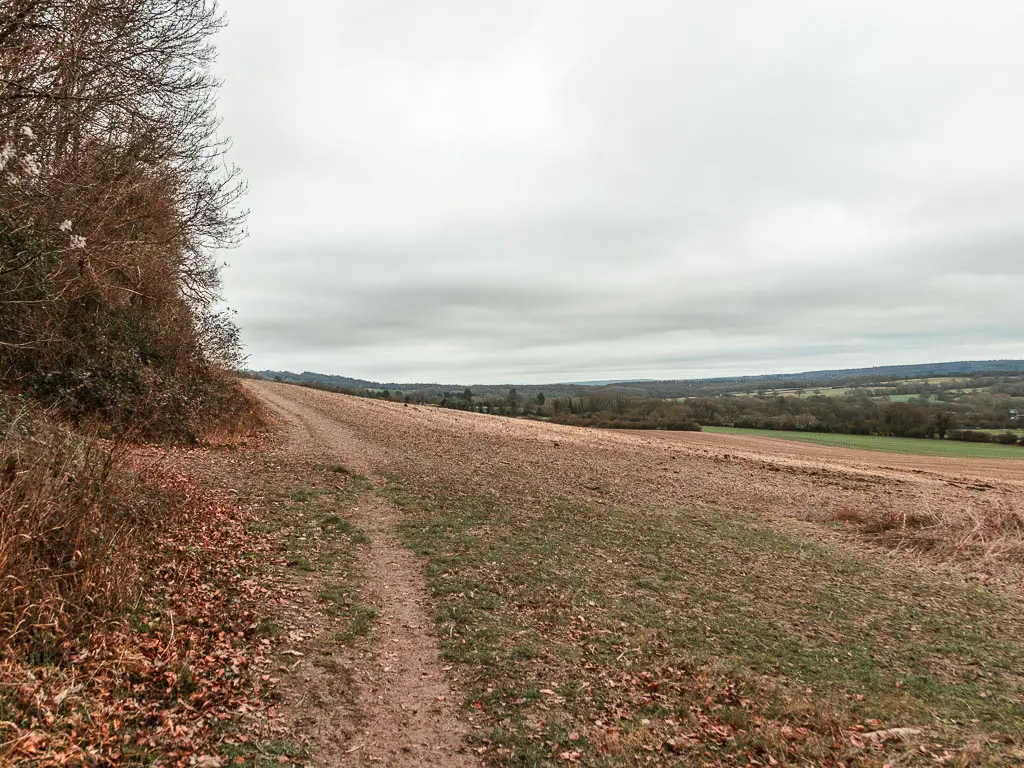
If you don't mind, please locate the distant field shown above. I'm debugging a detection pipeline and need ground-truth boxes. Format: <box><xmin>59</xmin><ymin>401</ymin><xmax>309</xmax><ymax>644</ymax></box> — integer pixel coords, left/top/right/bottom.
<box><xmin>703</xmin><ymin>426</ymin><xmax>1024</xmax><ymax>459</ymax></box>
<box><xmin>890</xmin><ymin>376</ymin><xmax>967</xmax><ymax>386</ymax></box>
<box><xmin>729</xmin><ymin>386</ymin><xmax>860</xmax><ymax>398</ymax></box>
<box><xmin>725</xmin><ymin>386</ymin><xmax>958</xmax><ymax>401</ymax></box>
<box><xmin>884</xmin><ymin>393</ymin><xmax>931</xmax><ymax>402</ymax></box>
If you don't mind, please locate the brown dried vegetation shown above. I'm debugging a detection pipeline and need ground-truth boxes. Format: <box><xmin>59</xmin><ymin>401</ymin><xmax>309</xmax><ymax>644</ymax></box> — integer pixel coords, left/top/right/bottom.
<box><xmin>0</xmin><ymin>4</ymin><xmax>274</xmax><ymax>763</ymax></box>
<box><xmin>0</xmin><ymin>397</ymin><xmax>150</xmax><ymax>654</ymax></box>
<box><xmin>1</xmin><ymin>0</ymin><xmax>248</xmax><ymax>441</ymax></box>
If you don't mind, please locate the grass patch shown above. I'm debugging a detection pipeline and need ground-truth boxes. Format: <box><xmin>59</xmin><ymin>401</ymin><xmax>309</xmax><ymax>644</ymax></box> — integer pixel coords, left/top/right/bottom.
<box><xmin>217</xmin><ymin>737</ymin><xmax>307</xmax><ymax>767</ymax></box>
<box><xmin>255</xmin><ymin>619</ymin><xmax>283</xmax><ymax>638</ymax></box>
<box><xmin>285</xmin><ymin>553</ymin><xmax>314</xmax><ymax>572</ymax></box>
<box><xmin>321</xmin><ymin>513</ymin><xmax>371</xmax><ymax>545</ymax></box>
<box><xmin>320</xmin><ymin>582</ymin><xmax>378</xmax><ymax>644</ymax></box>
<box><xmin>382</xmin><ymin>480</ymin><xmax>1024</xmax><ymax>766</ymax></box>
<box><xmin>287</xmin><ymin>486</ymin><xmax>323</xmax><ymax>503</ymax></box>
<box><xmin>268</xmin><ymin>478</ymin><xmax>377</xmax><ymax>648</ymax></box>
<box><xmin>703</xmin><ymin>426</ymin><xmax>1024</xmax><ymax>459</ymax></box>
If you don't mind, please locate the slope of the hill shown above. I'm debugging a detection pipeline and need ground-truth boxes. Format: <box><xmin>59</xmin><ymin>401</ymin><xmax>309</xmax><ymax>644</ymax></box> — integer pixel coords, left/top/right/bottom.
<box><xmin>241</xmin><ymin>379</ymin><xmax>1024</xmax><ymax>767</ymax></box>
<box><xmin>251</xmin><ymin>380</ymin><xmax>1023</xmax><ymax>590</ymax></box>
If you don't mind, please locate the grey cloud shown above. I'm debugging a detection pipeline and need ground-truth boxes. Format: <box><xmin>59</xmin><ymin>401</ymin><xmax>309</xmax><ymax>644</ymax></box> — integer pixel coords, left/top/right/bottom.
<box><xmin>216</xmin><ymin>1</ymin><xmax>1024</xmax><ymax>382</ymax></box>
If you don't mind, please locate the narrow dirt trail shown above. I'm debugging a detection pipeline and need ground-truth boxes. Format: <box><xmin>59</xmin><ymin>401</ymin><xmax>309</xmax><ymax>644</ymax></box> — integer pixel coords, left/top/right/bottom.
<box><xmin>256</xmin><ymin>384</ymin><xmax>481</xmax><ymax>767</ymax></box>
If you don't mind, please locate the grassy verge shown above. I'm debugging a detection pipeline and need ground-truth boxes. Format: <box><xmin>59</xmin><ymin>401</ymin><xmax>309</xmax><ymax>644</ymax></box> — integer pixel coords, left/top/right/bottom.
<box><xmin>0</xmin><ymin>420</ymin><xmax>374</xmax><ymax>767</ymax></box>
<box><xmin>213</xmin><ymin>472</ymin><xmax>375</xmax><ymax>766</ymax></box>
<box><xmin>703</xmin><ymin>426</ymin><xmax>1024</xmax><ymax>459</ymax></box>
<box><xmin>261</xmin><ymin>472</ymin><xmax>378</xmax><ymax>649</ymax></box>
<box><xmin>1</xmin><ymin>463</ymin><xmax>271</xmax><ymax>764</ymax></box>
<box><xmin>382</xmin><ymin>478</ymin><xmax>1024</xmax><ymax>766</ymax></box>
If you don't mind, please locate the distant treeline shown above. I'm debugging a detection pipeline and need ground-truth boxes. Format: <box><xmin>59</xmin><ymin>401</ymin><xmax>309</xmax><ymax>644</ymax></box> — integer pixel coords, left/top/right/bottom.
<box><xmin>555</xmin><ymin>391</ymin><xmax>1023</xmax><ymax>444</ymax></box>
<box><xmin>561</xmin><ymin>392</ymin><xmax>1023</xmax><ymax>444</ymax></box>
<box><xmin>595</xmin><ymin>371</ymin><xmax>1024</xmax><ymax>401</ymax></box>
<box><xmin>267</xmin><ymin>378</ymin><xmax>695</xmax><ymax>429</ymax></box>
<box><xmin>274</xmin><ymin>377</ymin><xmax>1024</xmax><ymax>445</ymax></box>
<box><xmin>253</xmin><ymin>361</ymin><xmax>1024</xmax><ymax>401</ymax></box>
<box><xmin>671</xmin><ymin>392</ymin><xmax>1022</xmax><ymax>438</ymax></box>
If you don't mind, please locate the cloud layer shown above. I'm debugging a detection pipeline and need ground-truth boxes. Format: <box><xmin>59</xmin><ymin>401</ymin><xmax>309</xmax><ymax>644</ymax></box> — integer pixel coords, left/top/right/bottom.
<box><xmin>216</xmin><ymin>1</ymin><xmax>1024</xmax><ymax>383</ymax></box>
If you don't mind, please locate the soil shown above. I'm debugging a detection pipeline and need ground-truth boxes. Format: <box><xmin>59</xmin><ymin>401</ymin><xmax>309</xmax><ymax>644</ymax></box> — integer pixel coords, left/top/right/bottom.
<box><xmin>166</xmin><ymin>385</ymin><xmax>484</xmax><ymax>767</ymax></box>
<box><xmin>273</xmin><ymin>405</ymin><xmax>481</xmax><ymax>767</ymax></box>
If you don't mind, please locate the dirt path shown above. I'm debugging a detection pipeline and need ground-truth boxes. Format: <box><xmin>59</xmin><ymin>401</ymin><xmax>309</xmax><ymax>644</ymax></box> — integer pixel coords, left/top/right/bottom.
<box><xmin>339</xmin><ymin>497</ymin><xmax>478</xmax><ymax>767</ymax></box>
<box><xmin>256</xmin><ymin>384</ymin><xmax>481</xmax><ymax>767</ymax></box>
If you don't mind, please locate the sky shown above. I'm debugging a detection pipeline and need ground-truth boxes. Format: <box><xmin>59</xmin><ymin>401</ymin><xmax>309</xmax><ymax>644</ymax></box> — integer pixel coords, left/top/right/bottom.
<box><xmin>214</xmin><ymin>1</ymin><xmax>1024</xmax><ymax>384</ymax></box>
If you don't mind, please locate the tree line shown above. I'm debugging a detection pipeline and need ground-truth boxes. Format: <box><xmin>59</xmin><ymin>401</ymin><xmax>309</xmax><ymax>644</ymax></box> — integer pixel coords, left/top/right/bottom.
<box><xmin>1</xmin><ymin>0</ymin><xmax>247</xmax><ymax>440</ymax></box>
<box><xmin>554</xmin><ymin>392</ymin><xmax>1023</xmax><ymax>444</ymax></box>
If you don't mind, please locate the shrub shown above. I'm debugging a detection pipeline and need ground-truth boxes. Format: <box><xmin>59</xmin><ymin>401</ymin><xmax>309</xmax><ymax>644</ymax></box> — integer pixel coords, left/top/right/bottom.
<box><xmin>948</xmin><ymin>429</ymin><xmax>992</xmax><ymax>443</ymax></box>
<box><xmin>0</xmin><ymin>394</ymin><xmax>164</xmax><ymax>654</ymax></box>
<box><xmin>0</xmin><ymin>0</ymin><xmax>251</xmax><ymax>444</ymax></box>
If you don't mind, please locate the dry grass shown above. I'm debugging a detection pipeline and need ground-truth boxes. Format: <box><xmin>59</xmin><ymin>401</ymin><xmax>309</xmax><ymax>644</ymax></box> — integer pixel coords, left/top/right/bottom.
<box><xmin>196</xmin><ymin>375</ymin><xmax>272</xmax><ymax>448</ymax></box>
<box><xmin>843</xmin><ymin>503</ymin><xmax>1024</xmax><ymax>577</ymax></box>
<box><xmin>0</xmin><ymin>395</ymin><xmax>163</xmax><ymax>656</ymax></box>
<box><xmin>0</xmin><ymin>376</ymin><xmax>267</xmax><ymax>663</ymax></box>
<box><xmin>0</xmin><ymin>401</ymin><xmax>301</xmax><ymax>765</ymax></box>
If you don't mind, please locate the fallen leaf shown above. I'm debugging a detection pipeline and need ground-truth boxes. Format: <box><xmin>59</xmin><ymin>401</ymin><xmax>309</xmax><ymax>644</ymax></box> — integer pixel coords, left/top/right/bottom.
<box><xmin>864</xmin><ymin>727</ymin><xmax>923</xmax><ymax>744</ymax></box>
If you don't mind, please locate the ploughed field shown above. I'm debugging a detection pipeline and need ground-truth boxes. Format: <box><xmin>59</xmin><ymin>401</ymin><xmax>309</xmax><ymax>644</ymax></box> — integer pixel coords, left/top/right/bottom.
<box><xmin>251</xmin><ymin>381</ymin><xmax>1024</xmax><ymax>766</ymax></box>
<box><xmin>638</xmin><ymin>427</ymin><xmax>1024</xmax><ymax>483</ymax></box>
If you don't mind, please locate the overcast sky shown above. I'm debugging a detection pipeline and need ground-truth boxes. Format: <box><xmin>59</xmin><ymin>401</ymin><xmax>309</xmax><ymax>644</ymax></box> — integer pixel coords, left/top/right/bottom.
<box><xmin>215</xmin><ymin>1</ymin><xmax>1024</xmax><ymax>384</ymax></box>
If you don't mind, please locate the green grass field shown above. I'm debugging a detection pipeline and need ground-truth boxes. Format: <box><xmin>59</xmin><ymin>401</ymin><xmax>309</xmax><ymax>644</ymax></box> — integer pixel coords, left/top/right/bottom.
<box><xmin>884</xmin><ymin>393</ymin><xmax>931</xmax><ymax>403</ymax></box>
<box><xmin>973</xmin><ymin>428</ymin><xmax>1024</xmax><ymax>437</ymax></box>
<box><xmin>728</xmin><ymin>386</ymin><xmax>862</xmax><ymax>398</ymax></box>
<box><xmin>703</xmin><ymin>426</ymin><xmax>1024</xmax><ymax>459</ymax></box>
<box><xmin>383</xmin><ymin>478</ymin><xmax>1024</xmax><ymax>766</ymax></box>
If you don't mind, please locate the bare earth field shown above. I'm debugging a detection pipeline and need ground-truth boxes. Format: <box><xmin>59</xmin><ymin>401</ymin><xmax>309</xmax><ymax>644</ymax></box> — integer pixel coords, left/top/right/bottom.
<box><xmin>242</xmin><ymin>381</ymin><xmax>1024</xmax><ymax>767</ymax></box>
<box><xmin>628</xmin><ymin>429</ymin><xmax>1024</xmax><ymax>485</ymax></box>
<box><xmin>253</xmin><ymin>381</ymin><xmax>1024</xmax><ymax>590</ymax></box>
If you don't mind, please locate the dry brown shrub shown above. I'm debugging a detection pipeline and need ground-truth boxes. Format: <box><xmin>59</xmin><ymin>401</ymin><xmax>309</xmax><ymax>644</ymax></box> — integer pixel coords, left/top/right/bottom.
<box><xmin>876</xmin><ymin>504</ymin><xmax>1024</xmax><ymax>573</ymax></box>
<box><xmin>0</xmin><ymin>395</ymin><xmax>162</xmax><ymax>655</ymax></box>
<box><xmin>194</xmin><ymin>372</ymin><xmax>270</xmax><ymax>446</ymax></box>
<box><xmin>0</xmin><ymin>445</ymin><xmax>279</xmax><ymax>765</ymax></box>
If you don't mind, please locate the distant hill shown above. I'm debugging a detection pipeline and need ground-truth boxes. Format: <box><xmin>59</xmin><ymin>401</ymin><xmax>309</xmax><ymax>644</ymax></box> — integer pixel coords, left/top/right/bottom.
<box><xmin>246</xmin><ymin>369</ymin><xmax>571</xmax><ymax>397</ymax></box>
<box><xmin>596</xmin><ymin>360</ymin><xmax>1024</xmax><ymax>399</ymax></box>
<box><xmin>705</xmin><ymin>360</ymin><xmax>1024</xmax><ymax>384</ymax></box>
<box><xmin>248</xmin><ymin>360</ymin><xmax>1024</xmax><ymax>399</ymax></box>
<box><xmin>561</xmin><ymin>378</ymin><xmax>657</xmax><ymax>386</ymax></box>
